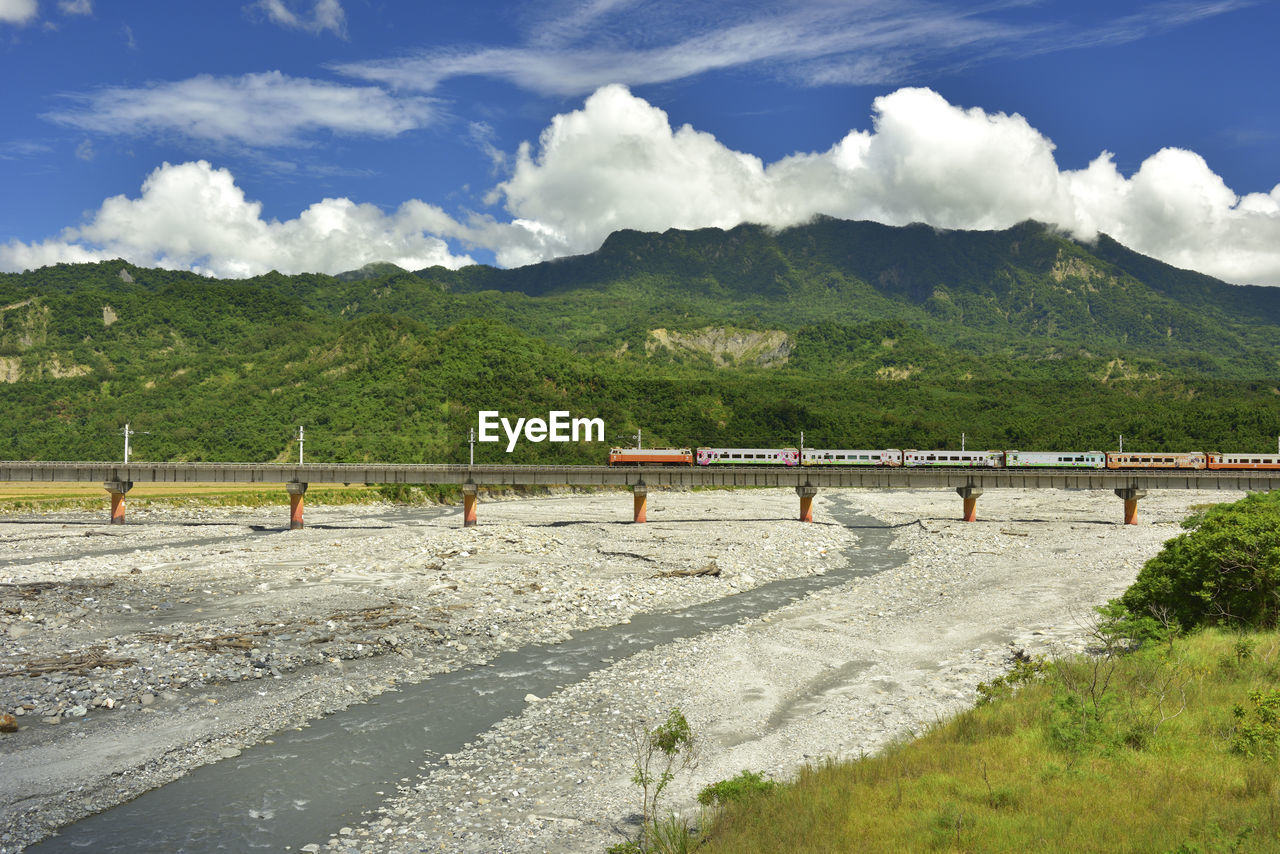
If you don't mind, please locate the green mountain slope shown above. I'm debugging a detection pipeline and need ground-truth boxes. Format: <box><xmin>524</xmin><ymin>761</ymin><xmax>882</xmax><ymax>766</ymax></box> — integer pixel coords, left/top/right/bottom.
<box><xmin>2</xmin><ymin>219</ymin><xmax>1279</xmax><ymax>463</ymax></box>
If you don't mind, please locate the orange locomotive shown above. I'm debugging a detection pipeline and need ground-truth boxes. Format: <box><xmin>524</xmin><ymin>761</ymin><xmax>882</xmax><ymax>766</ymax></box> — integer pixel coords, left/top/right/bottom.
<box><xmin>607</xmin><ymin>447</ymin><xmax>694</xmax><ymax>466</ymax></box>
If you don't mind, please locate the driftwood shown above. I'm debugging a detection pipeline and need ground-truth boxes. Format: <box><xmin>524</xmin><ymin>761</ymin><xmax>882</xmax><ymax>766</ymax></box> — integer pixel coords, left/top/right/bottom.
<box><xmin>0</xmin><ymin>580</ymin><xmax>116</xmax><ymax>599</ymax></box>
<box><xmin>1000</xmin><ymin>530</ymin><xmax>1030</xmax><ymax>537</ymax></box>
<box><xmin>181</xmin><ymin>629</ymin><xmax>272</xmax><ymax>653</ymax></box>
<box><xmin>601</xmin><ymin>550</ymin><xmax>658</xmax><ymax>563</ymax></box>
<box><xmin>0</xmin><ymin>647</ymin><xmax>136</xmax><ymax>678</ymax></box>
<box><xmin>653</xmin><ymin>562</ymin><xmax>721</xmax><ymax>579</ymax></box>
<box><xmin>323</xmin><ymin>602</ymin><xmax>416</xmax><ymax>630</ymax></box>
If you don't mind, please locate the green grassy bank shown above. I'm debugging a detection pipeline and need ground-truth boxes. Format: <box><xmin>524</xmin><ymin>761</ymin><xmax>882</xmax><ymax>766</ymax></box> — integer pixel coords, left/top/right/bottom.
<box><xmin>696</xmin><ymin>629</ymin><xmax>1279</xmax><ymax>853</ymax></box>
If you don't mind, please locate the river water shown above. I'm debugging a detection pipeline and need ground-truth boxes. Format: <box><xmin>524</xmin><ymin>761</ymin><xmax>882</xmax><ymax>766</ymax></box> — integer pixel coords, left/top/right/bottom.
<box><xmin>28</xmin><ymin>498</ymin><xmax>903</xmax><ymax>852</ymax></box>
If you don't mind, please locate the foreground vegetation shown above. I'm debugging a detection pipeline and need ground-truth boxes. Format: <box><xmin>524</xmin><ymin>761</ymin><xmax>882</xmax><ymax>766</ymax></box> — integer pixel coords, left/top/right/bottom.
<box><xmin>621</xmin><ymin>491</ymin><xmax>1280</xmax><ymax>853</ymax></box>
<box><xmin>697</xmin><ymin>629</ymin><xmax>1278</xmax><ymax>853</ymax></box>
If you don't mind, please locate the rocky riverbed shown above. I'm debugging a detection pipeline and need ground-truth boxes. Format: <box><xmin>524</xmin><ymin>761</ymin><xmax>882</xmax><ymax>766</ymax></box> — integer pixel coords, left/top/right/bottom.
<box><xmin>0</xmin><ymin>486</ymin><xmax>1237</xmax><ymax>852</ymax></box>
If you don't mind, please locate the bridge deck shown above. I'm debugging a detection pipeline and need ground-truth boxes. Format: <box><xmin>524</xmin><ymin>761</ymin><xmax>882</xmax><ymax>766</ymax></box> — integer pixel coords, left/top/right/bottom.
<box><xmin>2</xmin><ymin>462</ymin><xmax>1277</xmax><ymax>491</ymax></box>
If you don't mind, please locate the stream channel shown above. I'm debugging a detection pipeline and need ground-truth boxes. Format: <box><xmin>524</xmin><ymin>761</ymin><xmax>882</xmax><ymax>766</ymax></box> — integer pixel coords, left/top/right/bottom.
<box><xmin>28</xmin><ymin>497</ymin><xmax>905</xmax><ymax>852</ymax></box>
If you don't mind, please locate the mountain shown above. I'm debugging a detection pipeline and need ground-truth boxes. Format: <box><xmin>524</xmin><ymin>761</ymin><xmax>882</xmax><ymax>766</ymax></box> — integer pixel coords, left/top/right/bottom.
<box><xmin>2</xmin><ymin>219</ymin><xmax>1278</xmax><ymax>463</ymax></box>
<box><xmin>405</xmin><ymin>218</ymin><xmax>1278</xmax><ymax>375</ymax></box>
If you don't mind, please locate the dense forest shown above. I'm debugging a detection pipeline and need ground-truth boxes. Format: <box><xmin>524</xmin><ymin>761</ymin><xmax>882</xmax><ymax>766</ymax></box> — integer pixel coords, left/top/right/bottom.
<box><xmin>2</xmin><ymin>218</ymin><xmax>1278</xmax><ymax>463</ymax></box>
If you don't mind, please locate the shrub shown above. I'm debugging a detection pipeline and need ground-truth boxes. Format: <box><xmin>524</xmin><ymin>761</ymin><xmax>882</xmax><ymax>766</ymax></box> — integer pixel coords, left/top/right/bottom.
<box><xmin>1116</xmin><ymin>492</ymin><xmax>1280</xmax><ymax>632</ymax></box>
<box><xmin>1230</xmin><ymin>689</ymin><xmax>1280</xmax><ymax>759</ymax></box>
<box><xmin>697</xmin><ymin>770</ymin><xmax>778</xmax><ymax>807</ymax></box>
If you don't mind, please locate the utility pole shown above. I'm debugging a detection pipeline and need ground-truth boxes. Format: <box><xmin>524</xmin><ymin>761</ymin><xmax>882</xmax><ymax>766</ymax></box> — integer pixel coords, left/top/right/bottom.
<box><xmin>635</xmin><ymin>429</ymin><xmax>642</xmax><ymax>450</ymax></box>
<box><xmin>122</xmin><ymin>423</ymin><xmax>149</xmax><ymax>463</ymax></box>
<box><xmin>961</xmin><ymin>432</ymin><xmax>966</xmax><ymax>452</ymax></box>
<box><xmin>296</xmin><ymin>425</ymin><xmax>305</xmax><ymax>465</ymax></box>
<box><xmin>1119</xmin><ymin>434</ymin><xmax>1124</xmax><ymax>453</ymax></box>
<box><xmin>469</xmin><ymin>427</ymin><xmax>475</xmax><ymax>466</ymax></box>
<box><xmin>800</xmin><ymin>430</ymin><xmax>805</xmax><ymax>454</ymax></box>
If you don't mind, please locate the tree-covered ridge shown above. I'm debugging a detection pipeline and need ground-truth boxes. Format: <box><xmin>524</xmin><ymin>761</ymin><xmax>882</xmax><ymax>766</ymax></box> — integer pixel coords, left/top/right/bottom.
<box><xmin>2</xmin><ymin>218</ymin><xmax>1279</xmax><ymax>463</ymax></box>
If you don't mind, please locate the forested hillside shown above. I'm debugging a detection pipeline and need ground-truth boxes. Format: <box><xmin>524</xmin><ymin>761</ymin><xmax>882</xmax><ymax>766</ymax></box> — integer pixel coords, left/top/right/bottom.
<box><xmin>2</xmin><ymin>219</ymin><xmax>1278</xmax><ymax>463</ymax></box>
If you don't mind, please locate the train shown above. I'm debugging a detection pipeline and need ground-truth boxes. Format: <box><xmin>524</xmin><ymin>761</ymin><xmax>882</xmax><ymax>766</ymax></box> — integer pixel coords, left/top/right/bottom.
<box><xmin>607</xmin><ymin>447</ymin><xmax>1280</xmax><ymax>470</ymax></box>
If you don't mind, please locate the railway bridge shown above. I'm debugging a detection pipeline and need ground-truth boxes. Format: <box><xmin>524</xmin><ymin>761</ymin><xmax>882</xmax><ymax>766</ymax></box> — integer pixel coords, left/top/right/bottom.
<box><xmin>2</xmin><ymin>461</ymin><xmax>1277</xmax><ymax>529</ymax></box>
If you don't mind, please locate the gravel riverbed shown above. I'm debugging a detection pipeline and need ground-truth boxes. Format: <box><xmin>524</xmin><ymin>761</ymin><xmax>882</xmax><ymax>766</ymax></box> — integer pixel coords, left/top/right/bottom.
<box><xmin>0</xmin><ymin>486</ymin><xmax>1237</xmax><ymax>852</ymax></box>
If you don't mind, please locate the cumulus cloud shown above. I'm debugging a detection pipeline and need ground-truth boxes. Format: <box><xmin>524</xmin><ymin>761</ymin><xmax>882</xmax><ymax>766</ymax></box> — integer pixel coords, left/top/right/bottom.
<box><xmin>251</xmin><ymin>0</ymin><xmax>346</xmax><ymax>38</ymax></box>
<box><xmin>0</xmin><ymin>160</ymin><xmax>474</xmax><ymax>277</ymax></box>
<box><xmin>0</xmin><ymin>0</ymin><xmax>38</xmax><ymax>25</ymax></box>
<box><xmin>482</xmin><ymin>85</ymin><xmax>1280</xmax><ymax>284</ymax></box>
<box><xmin>5</xmin><ymin>86</ymin><xmax>1280</xmax><ymax>285</ymax></box>
<box><xmin>44</xmin><ymin>71</ymin><xmax>432</xmax><ymax>146</ymax></box>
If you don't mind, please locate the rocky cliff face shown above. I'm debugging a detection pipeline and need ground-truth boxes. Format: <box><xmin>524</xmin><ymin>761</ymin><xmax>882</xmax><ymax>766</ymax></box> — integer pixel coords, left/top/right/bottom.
<box><xmin>0</xmin><ymin>299</ymin><xmax>92</xmax><ymax>382</ymax></box>
<box><xmin>645</xmin><ymin>326</ymin><xmax>791</xmax><ymax>367</ymax></box>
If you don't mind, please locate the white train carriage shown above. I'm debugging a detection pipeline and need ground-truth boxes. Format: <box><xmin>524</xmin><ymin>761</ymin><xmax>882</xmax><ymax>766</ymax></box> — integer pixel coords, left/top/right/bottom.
<box><xmin>902</xmin><ymin>449</ymin><xmax>1003</xmax><ymax>467</ymax></box>
<box><xmin>801</xmin><ymin>449</ymin><xmax>902</xmax><ymax>466</ymax></box>
<box><xmin>696</xmin><ymin>447</ymin><xmax>800</xmax><ymax>466</ymax></box>
<box><xmin>1207</xmin><ymin>452</ymin><xmax>1280</xmax><ymax>470</ymax></box>
<box><xmin>1004</xmin><ymin>450</ymin><xmax>1106</xmax><ymax>469</ymax></box>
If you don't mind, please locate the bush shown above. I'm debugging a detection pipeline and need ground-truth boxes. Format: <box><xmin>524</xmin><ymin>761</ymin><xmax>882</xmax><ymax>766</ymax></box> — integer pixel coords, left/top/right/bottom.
<box><xmin>1115</xmin><ymin>492</ymin><xmax>1280</xmax><ymax>632</ymax></box>
<box><xmin>697</xmin><ymin>770</ymin><xmax>778</xmax><ymax>807</ymax></box>
<box><xmin>1230</xmin><ymin>689</ymin><xmax>1280</xmax><ymax>759</ymax></box>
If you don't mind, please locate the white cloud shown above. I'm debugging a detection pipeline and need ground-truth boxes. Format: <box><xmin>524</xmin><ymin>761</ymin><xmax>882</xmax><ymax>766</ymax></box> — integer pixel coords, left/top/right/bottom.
<box><xmin>335</xmin><ymin>0</ymin><xmax>1247</xmax><ymax>97</ymax></box>
<box><xmin>0</xmin><ymin>0</ymin><xmax>38</xmax><ymax>25</ymax></box>
<box><xmin>481</xmin><ymin>85</ymin><xmax>1280</xmax><ymax>284</ymax></box>
<box><xmin>6</xmin><ymin>86</ymin><xmax>1280</xmax><ymax>286</ymax></box>
<box><xmin>44</xmin><ymin>71</ymin><xmax>432</xmax><ymax>147</ymax></box>
<box><xmin>251</xmin><ymin>0</ymin><xmax>346</xmax><ymax>38</ymax></box>
<box><xmin>57</xmin><ymin>0</ymin><xmax>90</xmax><ymax>15</ymax></box>
<box><xmin>0</xmin><ymin>160</ymin><xmax>474</xmax><ymax>277</ymax></box>
<box><xmin>336</xmin><ymin>2</ymin><xmax>1022</xmax><ymax>95</ymax></box>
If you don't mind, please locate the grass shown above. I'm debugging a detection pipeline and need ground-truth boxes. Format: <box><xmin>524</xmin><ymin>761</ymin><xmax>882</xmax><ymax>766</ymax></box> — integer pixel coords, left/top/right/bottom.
<box><xmin>0</xmin><ymin>480</ymin><xmax>613</xmax><ymax>513</ymax></box>
<box><xmin>0</xmin><ymin>481</ymin><xmax>389</xmax><ymax>513</ymax></box>
<box><xmin>695</xmin><ymin>629</ymin><xmax>1280</xmax><ymax>853</ymax></box>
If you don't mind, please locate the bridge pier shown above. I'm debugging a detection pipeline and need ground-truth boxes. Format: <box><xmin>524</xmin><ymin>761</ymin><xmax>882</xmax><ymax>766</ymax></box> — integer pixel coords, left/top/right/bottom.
<box><xmin>462</xmin><ymin>482</ymin><xmax>478</xmax><ymax>527</ymax></box>
<box><xmin>633</xmin><ymin>483</ymin><xmax>647</xmax><ymax>524</ymax></box>
<box><xmin>103</xmin><ymin>481</ymin><xmax>132</xmax><ymax>524</ymax></box>
<box><xmin>796</xmin><ymin>485</ymin><xmax>818</xmax><ymax>522</ymax></box>
<box><xmin>1114</xmin><ymin>487</ymin><xmax>1147</xmax><ymax>525</ymax></box>
<box><xmin>287</xmin><ymin>482</ymin><xmax>307</xmax><ymax>530</ymax></box>
<box><xmin>956</xmin><ymin>485</ymin><xmax>982</xmax><ymax>522</ymax></box>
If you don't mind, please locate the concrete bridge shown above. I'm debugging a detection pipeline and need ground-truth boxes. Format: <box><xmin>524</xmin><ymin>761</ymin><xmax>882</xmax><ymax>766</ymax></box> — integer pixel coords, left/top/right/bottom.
<box><xmin>2</xmin><ymin>461</ymin><xmax>1276</xmax><ymax>528</ymax></box>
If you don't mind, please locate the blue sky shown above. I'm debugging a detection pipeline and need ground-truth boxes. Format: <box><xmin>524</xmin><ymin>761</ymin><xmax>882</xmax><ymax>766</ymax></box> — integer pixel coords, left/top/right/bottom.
<box><xmin>1</xmin><ymin>0</ymin><xmax>1278</xmax><ymax>283</ymax></box>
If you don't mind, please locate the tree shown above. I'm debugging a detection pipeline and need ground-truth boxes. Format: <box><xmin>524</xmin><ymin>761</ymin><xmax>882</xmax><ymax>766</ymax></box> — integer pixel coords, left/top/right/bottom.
<box><xmin>1117</xmin><ymin>492</ymin><xmax>1280</xmax><ymax>631</ymax></box>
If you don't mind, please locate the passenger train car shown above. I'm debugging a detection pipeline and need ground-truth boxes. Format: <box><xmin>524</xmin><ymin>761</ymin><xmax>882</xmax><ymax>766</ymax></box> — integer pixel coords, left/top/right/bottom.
<box><xmin>1207</xmin><ymin>453</ymin><xmax>1280</xmax><ymax>470</ymax></box>
<box><xmin>1005</xmin><ymin>451</ymin><xmax>1107</xmax><ymax>468</ymax></box>
<box><xmin>902</xmin><ymin>450</ymin><xmax>1003</xmax><ymax>467</ymax></box>
<box><xmin>607</xmin><ymin>445</ymin><xmax>1280</xmax><ymax>469</ymax></box>
<box><xmin>800</xmin><ymin>449</ymin><xmax>902</xmax><ymax>466</ymax></box>
<box><xmin>1106</xmin><ymin>452</ymin><xmax>1206</xmax><ymax>469</ymax></box>
<box><xmin>697</xmin><ymin>447</ymin><xmax>800</xmax><ymax>466</ymax></box>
